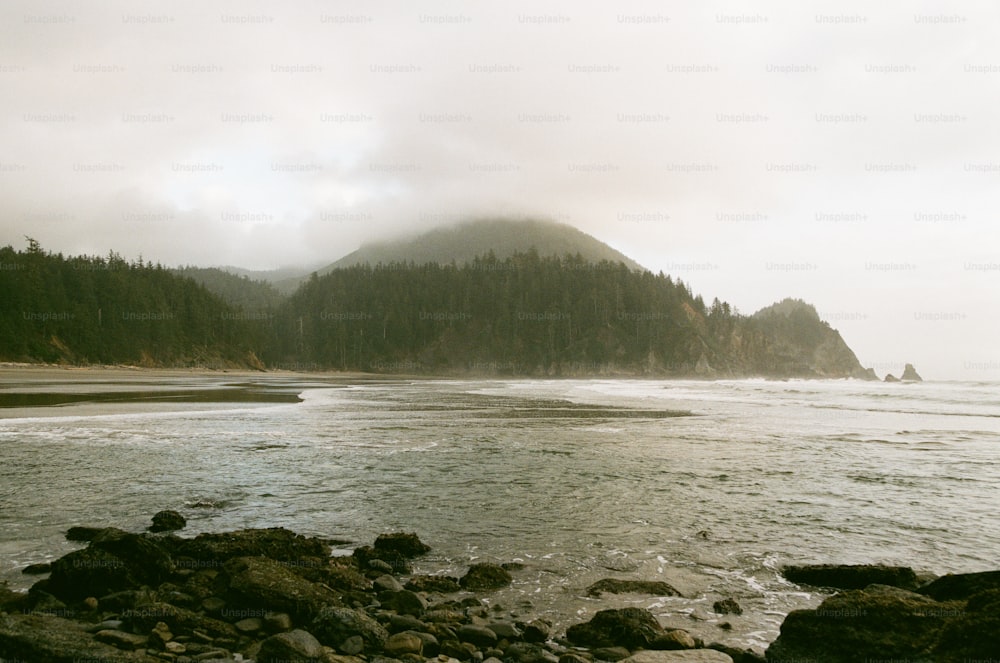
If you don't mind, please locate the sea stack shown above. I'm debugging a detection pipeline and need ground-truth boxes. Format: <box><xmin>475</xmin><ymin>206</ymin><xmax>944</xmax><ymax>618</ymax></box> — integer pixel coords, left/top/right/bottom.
<box><xmin>901</xmin><ymin>363</ymin><xmax>923</xmax><ymax>382</ymax></box>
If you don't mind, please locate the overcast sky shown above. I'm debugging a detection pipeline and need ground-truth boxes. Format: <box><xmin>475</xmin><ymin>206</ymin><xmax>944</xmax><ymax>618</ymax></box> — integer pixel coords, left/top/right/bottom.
<box><xmin>2</xmin><ymin>1</ymin><xmax>998</xmax><ymax>380</ymax></box>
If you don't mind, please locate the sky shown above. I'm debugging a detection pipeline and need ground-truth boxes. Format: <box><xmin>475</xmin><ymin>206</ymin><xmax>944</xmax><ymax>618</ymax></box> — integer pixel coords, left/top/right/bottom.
<box><xmin>1</xmin><ymin>0</ymin><xmax>998</xmax><ymax>380</ymax></box>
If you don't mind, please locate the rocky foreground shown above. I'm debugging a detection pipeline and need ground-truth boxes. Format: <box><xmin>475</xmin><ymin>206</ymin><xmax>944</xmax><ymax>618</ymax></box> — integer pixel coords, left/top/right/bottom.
<box><xmin>0</xmin><ymin>513</ymin><xmax>998</xmax><ymax>663</ymax></box>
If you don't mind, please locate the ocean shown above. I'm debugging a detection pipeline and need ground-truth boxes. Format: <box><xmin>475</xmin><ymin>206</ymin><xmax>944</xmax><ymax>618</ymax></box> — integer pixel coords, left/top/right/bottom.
<box><xmin>1</xmin><ymin>373</ymin><xmax>998</xmax><ymax>654</ymax></box>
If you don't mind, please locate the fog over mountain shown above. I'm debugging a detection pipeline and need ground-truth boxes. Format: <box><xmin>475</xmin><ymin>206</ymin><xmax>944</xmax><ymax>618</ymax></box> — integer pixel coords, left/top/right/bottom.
<box><xmin>2</xmin><ymin>1</ymin><xmax>998</xmax><ymax>379</ymax></box>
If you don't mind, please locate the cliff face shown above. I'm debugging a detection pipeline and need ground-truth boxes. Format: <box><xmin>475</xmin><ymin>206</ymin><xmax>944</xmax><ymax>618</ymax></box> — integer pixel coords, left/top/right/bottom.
<box><xmin>737</xmin><ymin>299</ymin><xmax>869</xmax><ymax>379</ymax></box>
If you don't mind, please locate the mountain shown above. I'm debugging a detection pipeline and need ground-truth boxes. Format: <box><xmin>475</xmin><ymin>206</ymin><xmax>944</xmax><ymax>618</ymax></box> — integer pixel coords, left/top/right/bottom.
<box><xmin>274</xmin><ymin>218</ymin><xmax>645</xmax><ymax>293</ymax></box>
<box><xmin>172</xmin><ymin>267</ymin><xmax>286</xmax><ymax>311</ymax></box>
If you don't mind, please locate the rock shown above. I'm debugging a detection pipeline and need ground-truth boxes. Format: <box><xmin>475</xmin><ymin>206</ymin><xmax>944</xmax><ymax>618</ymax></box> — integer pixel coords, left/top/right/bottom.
<box><xmin>765</xmin><ymin>584</ymin><xmax>958</xmax><ymax>662</ymax></box>
<box><xmin>901</xmin><ymin>363</ymin><xmax>923</xmax><ymax>381</ymax></box>
<box><xmin>486</xmin><ymin>621</ymin><xmax>522</xmax><ymax>640</ymax></box>
<box><xmin>340</xmin><ymin>634</ymin><xmax>365</xmax><ymax>654</ymax></box>
<box><xmin>150</xmin><ymin>620</ymin><xmax>173</xmax><ymax>644</ymax></box>
<box><xmin>917</xmin><ymin>570</ymin><xmax>1000</xmax><ymax>601</ymax></box>
<box><xmin>150</xmin><ymin>509</ymin><xmax>187</xmax><ymax>532</ymax></box>
<box><xmin>586</xmin><ymin>579</ymin><xmax>681</xmax><ymax>598</ymax></box>
<box><xmin>374</xmin><ymin>532</ymin><xmax>431</xmax><ymax>558</ymax></box>
<box><xmin>621</xmin><ymin>651</ymin><xmax>733</xmax><ymax>663</ymax></box>
<box><xmin>45</xmin><ymin>546</ymin><xmax>135</xmax><ymax>601</ymax></box>
<box><xmin>650</xmin><ymin>629</ymin><xmax>696</xmax><ymax>650</ymax></box>
<box><xmin>95</xmin><ymin>628</ymin><xmax>149</xmax><ymax>650</ymax></box>
<box><xmin>884</xmin><ymin>373</ymin><xmax>900</xmax><ymax>383</ymax></box>
<box><xmin>374</xmin><ymin>574</ymin><xmax>405</xmax><ymax>592</ymax></box>
<box><xmin>165</xmin><ymin>640</ymin><xmax>187</xmax><ymax>654</ymax></box>
<box><xmin>122</xmin><ymin>601</ymin><xmax>238</xmax><ymax>639</ymax></box>
<box><xmin>201</xmin><ymin>596</ymin><xmax>226</xmax><ymax>614</ymax></box>
<box><xmin>0</xmin><ymin>612</ymin><xmax>158</xmax><ymax>662</ymax></box>
<box><xmin>235</xmin><ymin>616</ymin><xmax>264</xmax><ymax>633</ymax></box>
<box><xmin>385</xmin><ymin>631</ymin><xmax>425</xmax><ymax>656</ymax></box>
<box><xmin>441</xmin><ymin>639</ymin><xmax>478</xmax><ymax>661</ymax></box>
<box><xmin>782</xmin><ymin>563</ymin><xmax>920</xmax><ymax>590</ymax></box>
<box><xmin>707</xmin><ymin>644</ymin><xmax>764</xmax><ymax>663</ymax></box>
<box><xmin>388</xmin><ymin>613</ymin><xmax>428</xmax><ymax>633</ymax></box>
<box><xmin>458</xmin><ymin>624</ymin><xmax>499</xmax><ymax>648</ymax></box>
<box><xmin>257</xmin><ymin>628</ymin><xmax>324</xmax><ymax>663</ymax></box>
<box><xmin>310</xmin><ymin>605</ymin><xmax>389</xmax><ymax>650</ymax></box>
<box><xmin>22</xmin><ymin>562</ymin><xmax>52</xmax><ymax>575</ymax></box>
<box><xmin>559</xmin><ymin>654</ymin><xmax>592</xmax><ymax>663</ymax></box>
<box><xmin>265</xmin><ymin>611</ymin><xmax>294</xmax><ymax>632</ymax></box>
<box><xmin>26</xmin><ymin>589</ymin><xmax>67</xmax><ymax>614</ymax></box>
<box><xmin>379</xmin><ymin>589</ymin><xmax>428</xmax><ymax>616</ymax></box>
<box><xmin>176</xmin><ymin>527</ymin><xmax>331</xmax><ymax>564</ymax></box>
<box><xmin>591</xmin><ymin>647</ymin><xmax>632</xmax><ymax>661</ymax></box>
<box><xmin>224</xmin><ymin>556</ymin><xmax>340</xmax><ymax>620</ymax></box>
<box><xmin>521</xmin><ymin>618</ymin><xmax>551</xmax><ymax>643</ymax></box>
<box><xmin>406</xmin><ymin>574</ymin><xmax>463</xmax><ymax>593</ymax></box>
<box><xmin>65</xmin><ymin>525</ymin><xmax>118</xmax><ymax>542</ymax></box>
<box><xmin>409</xmin><ymin>630</ymin><xmax>440</xmax><ymax>656</ymax></box>
<box><xmin>712</xmin><ymin>598</ymin><xmax>742</xmax><ymax>615</ymax></box>
<box><xmin>460</xmin><ymin>563</ymin><xmax>513</xmax><ymax>591</ymax></box>
<box><xmin>861</xmin><ymin>367</ymin><xmax>879</xmax><ymax>381</ymax></box>
<box><xmin>566</xmin><ymin>608</ymin><xmax>664</xmax><ymax>649</ymax></box>
<box><xmin>353</xmin><ymin>545</ymin><xmax>412</xmax><ymax>575</ymax></box>
<box><xmin>931</xmin><ymin>588</ymin><xmax>1000</xmax><ymax>659</ymax></box>
<box><xmin>506</xmin><ymin>642</ymin><xmax>560</xmax><ymax>663</ymax></box>
<box><xmin>82</xmin><ymin>596</ymin><xmax>99</xmax><ymax>610</ymax></box>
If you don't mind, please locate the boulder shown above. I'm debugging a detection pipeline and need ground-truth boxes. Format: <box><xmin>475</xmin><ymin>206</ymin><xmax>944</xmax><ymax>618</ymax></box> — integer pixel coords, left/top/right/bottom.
<box><xmin>622</xmin><ymin>651</ymin><xmax>733</xmax><ymax>663</ymax></box>
<box><xmin>123</xmin><ymin>601</ymin><xmax>238</xmax><ymax>639</ymax></box>
<box><xmin>0</xmin><ymin>613</ymin><xmax>159</xmax><ymax>662</ymax></box>
<box><xmin>65</xmin><ymin>525</ymin><xmax>119</xmax><ymax>542</ymax></box>
<box><xmin>378</xmin><ymin>589</ymin><xmax>428</xmax><ymax>616</ymax></box>
<box><xmin>385</xmin><ymin>631</ymin><xmax>425</xmax><ymax>656</ymax></box>
<box><xmin>586</xmin><ymin>578</ymin><xmax>682</xmax><ymax>597</ymax></box>
<box><xmin>45</xmin><ymin>546</ymin><xmax>135</xmax><ymax>601</ymax></box>
<box><xmin>94</xmin><ymin>628</ymin><xmax>148</xmax><ymax>650</ymax></box>
<box><xmin>176</xmin><ymin>527</ymin><xmax>331</xmax><ymax>564</ymax></box>
<box><xmin>223</xmin><ymin>556</ymin><xmax>341</xmax><ymax>619</ymax></box>
<box><xmin>901</xmin><ymin>363</ymin><xmax>923</xmax><ymax>381</ymax></box>
<box><xmin>521</xmin><ymin>618</ymin><xmax>551</xmax><ymax>643</ymax></box>
<box><xmin>566</xmin><ymin>607</ymin><xmax>664</xmax><ymax>649</ymax></box>
<box><xmin>931</xmin><ymin>588</ymin><xmax>1000</xmax><ymax>659</ymax></box>
<box><xmin>457</xmin><ymin>623</ymin><xmax>499</xmax><ymax>648</ymax></box>
<box><xmin>460</xmin><ymin>563</ymin><xmax>513</xmax><ymax>590</ymax></box>
<box><xmin>765</xmin><ymin>584</ymin><xmax>956</xmax><ymax>662</ymax></box>
<box><xmin>21</xmin><ymin>562</ymin><xmax>52</xmax><ymax>575</ymax></box>
<box><xmin>374</xmin><ymin>573</ymin><xmax>404</xmax><ymax>592</ymax></box>
<box><xmin>782</xmin><ymin>564</ymin><xmax>920</xmax><ymax>590</ymax></box>
<box><xmin>149</xmin><ymin>509</ymin><xmax>187</xmax><ymax>532</ymax></box>
<box><xmin>374</xmin><ymin>532</ymin><xmax>431</xmax><ymax>558</ymax></box>
<box><xmin>590</xmin><ymin>646</ymin><xmax>632</xmax><ymax>661</ymax></box>
<box><xmin>353</xmin><ymin>545</ymin><xmax>412</xmax><ymax>574</ymax></box>
<box><xmin>884</xmin><ymin>373</ymin><xmax>900</xmax><ymax>383</ymax></box>
<box><xmin>257</xmin><ymin>628</ymin><xmax>325</xmax><ymax>663</ymax></box>
<box><xmin>650</xmin><ymin>629</ymin><xmax>696</xmax><ymax>650</ymax></box>
<box><xmin>712</xmin><ymin>598</ymin><xmax>742</xmax><ymax>615</ymax></box>
<box><xmin>918</xmin><ymin>570</ymin><xmax>1000</xmax><ymax>601</ymax></box>
<box><xmin>310</xmin><ymin>605</ymin><xmax>389</xmax><ymax>650</ymax></box>
<box><xmin>406</xmin><ymin>574</ymin><xmax>462</xmax><ymax>593</ymax></box>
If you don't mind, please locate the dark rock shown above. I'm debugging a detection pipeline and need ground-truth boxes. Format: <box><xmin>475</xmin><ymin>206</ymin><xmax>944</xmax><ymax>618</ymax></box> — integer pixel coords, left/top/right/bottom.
<box><xmin>379</xmin><ymin>589</ymin><xmax>428</xmax><ymax>616</ymax></box>
<box><xmin>94</xmin><ymin>628</ymin><xmax>149</xmax><ymax>650</ymax></box>
<box><xmin>150</xmin><ymin>620</ymin><xmax>173</xmax><ymax>645</ymax></box>
<box><xmin>932</xmin><ymin>588</ymin><xmax>1000</xmax><ymax>659</ymax></box>
<box><xmin>918</xmin><ymin>570</ymin><xmax>1000</xmax><ymax>601</ymax></box>
<box><xmin>487</xmin><ymin>621</ymin><xmax>522</xmax><ymax>640</ymax></box>
<box><xmin>0</xmin><ymin>613</ymin><xmax>159</xmax><ymax>662</ymax></box>
<box><xmin>354</xmin><ymin>545</ymin><xmax>413</xmax><ymax>575</ymax></box>
<box><xmin>591</xmin><ymin>647</ymin><xmax>632</xmax><ymax>662</ymax></box>
<box><xmin>385</xmin><ymin>631</ymin><xmax>425</xmax><ymax>656</ymax></box>
<box><xmin>25</xmin><ymin>588</ymin><xmax>67</xmax><ymax>614</ymax></box>
<box><xmin>406</xmin><ymin>574</ymin><xmax>462</xmax><ymax>594</ymax></box>
<box><xmin>124</xmin><ymin>600</ymin><xmax>238</xmax><ymax>640</ymax></box>
<box><xmin>339</xmin><ymin>633</ymin><xmax>365</xmax><ymax>654</ymax></box>
<box><xmin>884</xmin><ymin>373</ymin><xmax>900</xmax><ymax>383</ymax></box>
<box><xmin>586</xmin><ymin>579</ymin><xmax>681</xmax><ymax>598</ymax></box>
<box><xmin>506</xmin><ymin>642</ymin><xmax>560</xmax><ymax>663</ymax></box>
<box><xmin>265</xmin><ymin>611</ymin><xmax>294</xmax><ymax>632</ymax></box>
<box><xmin>441</xmin><ymin>638</ymin><xmax>479</xmax><ymax>661</ymax></box>
<box><xmin>410</xmin><ymin>630</ymin><xmax>440</xmax><ymax>656</ymax></box>
<box><xmin>46</xmin><ymin>546</ymin><xmax>135</xmax><ymax>601</ymax></box>
<box><xmin>176</xmin><ymin>527</ymin><xmax>331</xmax><ymax>564</ymax></box>
<box><xmin>374</xmin><ymin>574</ymin><xmax>405</xmax><ymax>592</ymax></box>
<box><xmin>235</xmin><ymin>616</ymin><xmax>264</xmax><ymax>633</ymax></box>
<box><xmin>901</xmin><ymin>363</ymin><xmax>923</xmax><ymax>381</ymax></box>
<box><xmin>223</xmin><ymin>556</ymin><xmax>341</xmax><ymax>620</ymax></box>
<box><xmin>559</xmin><ymin>654</ymin><xmax>592</xmax><ymax>663</ymax></box>
<box><xmin>708</xmin><ymin>643</ymin><xmax>766</xmax><ymax>663</ymax></box>
<box><xmin>782</xmin><ymin>563</ymin><xmax>920</xmax><ymax>590</ymax></box>
<box><xmin>22</xmin><ymin>562</ymin><xmax>52</xmax><ymax>575</ymax></box>
<box><xmin>566</xmin><ymin>607</ymin><xmax>664</xmax><ymax>649</ymax></box>
<box><xmin>458</xmin><ymin>623</ymin><xmax>499</xmax><ymax>648</ymax></box>
<box><xmin>201</xmin><ymin>596</ymin><xmax>226</xmax><ymax>614</ymax></box>
<box><xmin>649</xmin><ymin>628</ymin><xmax>696</xmax><ymax>650</ymax></box>
<box><xmin>521</xmin><ymin>618</ymin><xmax>551</xmax><ymax>643</ymax></box>
<box><xmin>374</xmin><ymin>532</ymin><xmax>431</xmax><ymax>558</ymax></box>
<box><xmin>257</xmin><ymin>628</ymin><xmax>324</xmax><ymax>663</ymax></box>
<box><xmin>460</xmin><ymin>563</ymin><xmax>513</xmax><ymax>591</ymax></box>
<box><xmin>310</xmin><ymin>605</ymin><xmax>389</xmax><ymax>650</ymax></box>
<box><xmin>765</xmin><ymin>584</ymin><xmax>958</xmax><ymax>662</ymax></box>
<box><xmin>150</xmin><ymin>509</ymin><xmax>187</xmax><ymax>533</ymax></box>
<box><xmin>712</xmin><ymin>598</ymin><xmax>742</xmax><ymax>615</ymax></box>
<box><xmin>388</xmin><ymin>613</ymin><xmax>427</xmax><ymax>633</ymax></box>
<box><xmin>65</xmin><ymin>525</ymin><xmax>118</xmax><ymax>542</ymax></box>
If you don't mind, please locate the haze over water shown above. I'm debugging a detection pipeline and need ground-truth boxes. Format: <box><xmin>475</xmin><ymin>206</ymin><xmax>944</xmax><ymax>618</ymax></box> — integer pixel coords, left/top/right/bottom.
<box><xmin>1</xmin><ymin>374</ymin><xmax>998</xmax><ymax>653</ymax></box>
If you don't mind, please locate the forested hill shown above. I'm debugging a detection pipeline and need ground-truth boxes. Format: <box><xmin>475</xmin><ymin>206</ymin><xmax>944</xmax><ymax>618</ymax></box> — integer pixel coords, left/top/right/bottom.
<box><xmin>269</xmin><ymin>251</ymin><xmax>870</xmax><ymax>378</ymax></box>
<box><xmin>0</xmin><ymin>242</ymin><xmax>869</xmax><ymax>378</ymax></box>
<box><xmin>172</xmin><ymin>266</ymin><xmax>285</xmax><ymax>311</ymax></box>
<box><xmin>0</xmin><ymin>242</ymin><xmax>268</xmax><ymax>367</ymax></box>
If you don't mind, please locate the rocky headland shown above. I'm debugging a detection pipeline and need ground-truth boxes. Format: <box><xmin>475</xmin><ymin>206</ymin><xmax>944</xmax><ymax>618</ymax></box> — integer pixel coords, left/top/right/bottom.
<box><xmin>1</xmin><ymin>514</ymin><xmax>997</xmax><ymax>663</ymax></box>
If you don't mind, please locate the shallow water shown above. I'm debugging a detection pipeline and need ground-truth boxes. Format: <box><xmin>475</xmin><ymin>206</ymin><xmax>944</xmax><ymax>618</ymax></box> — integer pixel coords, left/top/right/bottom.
<box><xmin>1</xmin><ymin>374</ymin><xmax>998</xmax><ymax>654</ymax></box>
